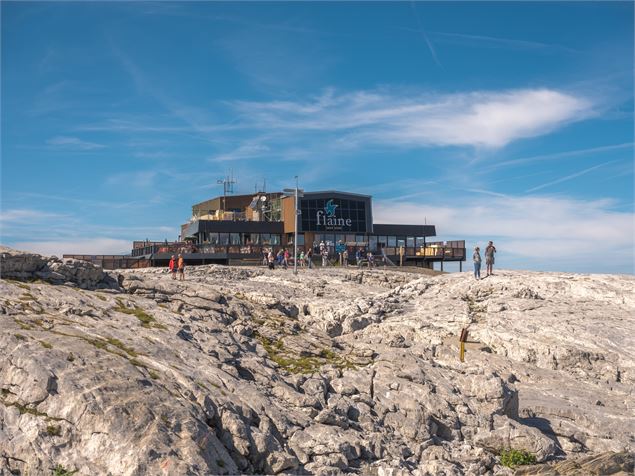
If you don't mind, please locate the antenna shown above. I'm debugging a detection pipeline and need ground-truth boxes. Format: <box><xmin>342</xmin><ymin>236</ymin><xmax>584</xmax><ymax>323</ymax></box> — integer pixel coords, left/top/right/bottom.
<box><xmin>216</xmin><ymin>172</ymin><xmax>236</xmax><ymax>214</ymax></box>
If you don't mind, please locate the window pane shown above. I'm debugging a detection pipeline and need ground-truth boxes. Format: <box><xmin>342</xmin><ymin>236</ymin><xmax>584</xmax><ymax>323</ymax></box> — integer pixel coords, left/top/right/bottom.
<box><xmin>261</xmin><ymin>233</ymin><xmax>271</xmax><ymax>245</ymax></box>
<box><xmin>407</xmin><ymin>237</ymin><xmax>415</xmax><ymax>247</ymax></box>
<box><xmin>388</xmin><ymin>236</ymin><xmax>396</xmax><ymax>247</ymax></box>
<box><xmin>270</xmin><ymin>234</ymin><xmax>280</xmax><ymax>245</ymax></box>
<box><xmin>219</xmin><ymin>233</ymin><xmax>229</xmax><ymax>245</ymax></box>
<box><xmin>230</xmin><ymin>233</ymin><xmax>241</xmax><ymax>245</ymax></box>
<box><xmin>297</xmin><ymin>234</ymin><xmax>304</xmax><ymax>245</ymax></box>
<box><xmin>369</xmin><ymin>236</ymin><xmax>377</xmax><ymax>251</ymax></box>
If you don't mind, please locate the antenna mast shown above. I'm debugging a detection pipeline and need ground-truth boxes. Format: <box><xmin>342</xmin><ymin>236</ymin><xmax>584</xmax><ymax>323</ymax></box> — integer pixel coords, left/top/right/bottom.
<box><xmin>216</xmin><ymin>172</ymin><xmax>236</xmax><ymax>216</ymax></box>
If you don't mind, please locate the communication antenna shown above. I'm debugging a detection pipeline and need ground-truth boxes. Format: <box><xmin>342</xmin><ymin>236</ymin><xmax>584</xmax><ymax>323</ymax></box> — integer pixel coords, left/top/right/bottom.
<box><xmin>216</xmin><ymin>171</ymin><xmax>236</xmax><ymax>214</ymax></box>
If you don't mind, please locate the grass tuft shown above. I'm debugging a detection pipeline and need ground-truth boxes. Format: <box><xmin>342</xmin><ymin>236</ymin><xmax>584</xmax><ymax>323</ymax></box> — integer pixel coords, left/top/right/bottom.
<box><xmin>114</xmin><ymin>299</ymin><xmax>160</xmax><ymax>328</ymax></box>
<box><xmin>47</xmin><ymin>424</ymin><xmax>62</xmax><ymax>436</ymax></box>
<box><xmin>39</xmin><ymin>340</ymin><xmax>53</xmax><ymax>349</ymax></box>
<box><xmin>500</xmin><ymin>449</ymin><xmax>537</xmax><ymax>468</ymax></box>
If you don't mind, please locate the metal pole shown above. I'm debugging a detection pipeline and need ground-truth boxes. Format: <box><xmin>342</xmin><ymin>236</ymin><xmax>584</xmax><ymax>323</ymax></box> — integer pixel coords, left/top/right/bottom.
<box><xmin>294</xmin><ymin>175</ymin><xmax>298</xmax><ymax>275</ymax></box>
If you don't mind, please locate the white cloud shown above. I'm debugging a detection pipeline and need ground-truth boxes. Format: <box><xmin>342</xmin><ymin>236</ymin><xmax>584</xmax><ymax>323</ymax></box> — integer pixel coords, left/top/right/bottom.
<box><xmin>210</xmin><ymin>143</ymin><xmax>271</xmax><ymax>162</ymax></box>
<box><xmin>232</xmin><ymin>88</ymin><xmax>595</xmax><ymax>148</ymax></box>
<box><xmin>374</xmin><ymin>195</ymin><xmax>634</xmax><ymax>273</ymax></box>
<box><xmin>0</xmin><ymin>209</ymin><xmax>67</xmax><ymax>224</ymax></box>
<box><xmin>11</xmin><ymin>238</ymin><xmax>132</xmax><ymax>257</ymax></box>
<box><xmin>46</xmin><ymin>136</ymin><xmax>105</xmax><ymax>150</ymax></box>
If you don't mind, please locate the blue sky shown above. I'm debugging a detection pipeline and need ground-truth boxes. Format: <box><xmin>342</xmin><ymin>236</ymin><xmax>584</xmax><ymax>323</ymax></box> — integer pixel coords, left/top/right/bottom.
<box><xmin>1</xmin><ymin>1</ymin><xmax>633</xmax><ymax>273</ymax></box>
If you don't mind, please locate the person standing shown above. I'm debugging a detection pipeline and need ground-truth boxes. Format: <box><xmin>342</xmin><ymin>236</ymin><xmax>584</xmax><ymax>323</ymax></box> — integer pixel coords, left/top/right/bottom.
<box><xmin>299</xmin><ymin>250</ymin><xmax>305</xmax><ymax>268</ymax></box>
<box><xmin>267</xmin><ymin>250</ymin><xmax>275</xmax><ymax>270</ymax></box>
<box><xmin>177</xmin><ymin>254</ymin><xmax>185</xmax><ymax>281</ymax></box>
<box><xmin>306</xmin><ymin>248</ymin><xmax>313</xmax><ymax>269</ymax></box>
<box><xmin>342</xmin><ymin>249</ymin><xmax>349</xmax><ymax>267</ymax></box>
<box><xmin>485</xmin><ymin>241</ymin><xmax>496</xmax><ymax>276</ymax></box>
<box><xmin>321</xmin><ymin>248</ymin><xmax>328</xmax><ymax>267</ymax></box>
<box><xmin>169</xmin><ymin>255</ymin><xmax>177</xmax><ymax>280</ymax></box>
<box><xmin>473</xmin><ymin>246</ymin><xmax>481</xmax><ymax>280</ymax></box>
<box><xmin>283</xmin><ymin>249</ymin><xmax>289</xmax><ymax>269</ymax></box>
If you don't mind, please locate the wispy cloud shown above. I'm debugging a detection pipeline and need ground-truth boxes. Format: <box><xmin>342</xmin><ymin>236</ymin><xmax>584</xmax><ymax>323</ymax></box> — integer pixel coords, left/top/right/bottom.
<box><xmin>429</xmin><ymin>31</ymin><xmax>578</xmax><ymax>54</ymax></box>
<box><xmin>232</xmin><ymin>88</ymin><xmax>595</xmax><ymax>149</ymax></box>
<box><xmin>11</xmin><ymin>238</ymin><xmax>132</xmax><ymax>257</ymax></box>
<box><xmin>210</xmin><ymin>143</ymin><xmax>271</xmax><ymax>162</ymax></box>
<box><xmin>0</xmin><ymin>208</ymin><xmax>68</xmax><ymax>224</ymax></box>
<box><xmin>105</xmin><ymin>171</ymin><xmax>157</xmax><ymax>188</ymax></box>
<box><xmin>486</xmin><ymin>142</ymin><xmax>633</xmax><ymax>171</ymax></box>
<box><xmin>46</xmin><ymin>136</ymin><xmax>105</xmax><ymax>150</ymax></box>
<box><xmin>525</xmin><ymin>161</ymin><xmax>616</xmax><ymax>193</ymax></box>
<box><xmin>409</xmin><ymin>2</ymin><xmax>442</xmax><ymax>68</ymax></box>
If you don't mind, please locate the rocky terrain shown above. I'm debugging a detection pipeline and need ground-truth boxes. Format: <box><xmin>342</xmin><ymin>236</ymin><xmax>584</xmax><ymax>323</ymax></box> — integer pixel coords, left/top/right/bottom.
<box><xmin>0</xmin><ymin>246</ymin><xmax>633</xmax><ymax>476</ymax></box>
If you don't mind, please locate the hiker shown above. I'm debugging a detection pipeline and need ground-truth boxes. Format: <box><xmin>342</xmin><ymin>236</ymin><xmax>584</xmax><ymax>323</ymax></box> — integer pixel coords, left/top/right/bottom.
<box><xmin>342</xmin><ymin>249</ymin><xmax>349</xmax><ymax>267</ymax></box>
<box><xmin>306</xmin><ymin>248</ymin><xmax>313</xmax><ymax>269</ymax></box>
<box><xmin>473</xmin><ymin>246</ymin><xmax>481</xmax><ymax>280</ymax></box>
<box><xmin>276</xmin><ymin>248</ymin><xmax>284</xmax><ymax>266</ymax></box>
<box><xmin>485</xmin><ymin>241</ymin><xmax>497</xmax><ymax>276</ymax></box>
<box><xmin>267</xmin><ymin>250</ymin><xmax>275</xmax><ymax>270</ymax></box>
<box><xmin>177</xmin><ymin>254</ymin><xmax>185</xmax><ymax>281</ymax></box>
<box><xmin>169</xmin><ymin>255</ymin><xmax>177</xmax><ymax>280</ymax></box>
<box><xmin>262</xmin><ymin>249</ymin><xmax>269</xmax><ymax>266</ymax></box>
<box><xmin>321</xmin><ymin>248</ymin><xmax>328</xmax><ymax>267</ymax></box>
<box><xmin>283</xmin><ymin>249</ymin><xmax>289</xmax><ymax>269</ymax></box>
<box><xmin>299</xmin><ymin>250</ymin><xmax>305</xmax><ymax>267</ymax></box>
<box><xmin>368</xmin><ymin>251</ymin><xmax>374</xmax><ymax>268</ymax></box>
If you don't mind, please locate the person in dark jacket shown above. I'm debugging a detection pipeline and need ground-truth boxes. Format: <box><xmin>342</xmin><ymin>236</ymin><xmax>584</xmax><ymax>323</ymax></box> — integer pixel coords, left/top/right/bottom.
<box><xmin>473</xmin><ymin>247</ymin><xmax>481</xmax><ymax>280</ymax></box>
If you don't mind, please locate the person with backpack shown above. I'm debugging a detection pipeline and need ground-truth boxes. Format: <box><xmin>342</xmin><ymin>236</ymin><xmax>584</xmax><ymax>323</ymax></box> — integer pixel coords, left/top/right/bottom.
<box><xmin>169</xmin><ymin>255</ymin><xmax>177</xmax><ymax>280</ymax></box>
<box><xmin>485</xmin><ymin>241</ymin><xmax>497</xmax><ymax>276</ymax></box>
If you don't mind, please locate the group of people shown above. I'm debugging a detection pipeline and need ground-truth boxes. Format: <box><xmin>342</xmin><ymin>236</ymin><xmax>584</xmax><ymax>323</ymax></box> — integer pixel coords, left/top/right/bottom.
<box><xmin>168</xmin><ymin>254</ymin><xmax>186</xmax><ymax>280</ymax></box>
<box><xmin>260</xmin><ymin>242</ymin><xmax>381</xmax><ymax>270</ymax></box>
<box><xmin>262</xmin><ymin>248</ymin><xmax>314</xmax><ymax>270</ymax></box>
<box><xmin>472</xmin><ymin>241</ymin><xmax>496</xmax><ymax>280</ymax></box>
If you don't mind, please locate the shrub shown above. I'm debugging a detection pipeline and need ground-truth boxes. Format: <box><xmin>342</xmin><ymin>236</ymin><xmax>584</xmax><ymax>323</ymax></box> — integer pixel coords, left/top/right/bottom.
<box><xmin>47</xmin><ymin>424</ymin><xmax>62</xmax><ymax>436</ymax></box>
<box><xmin>500</xmin><ymin>448</ymin><xmax>537</xmax><ymax>468</ymax></box>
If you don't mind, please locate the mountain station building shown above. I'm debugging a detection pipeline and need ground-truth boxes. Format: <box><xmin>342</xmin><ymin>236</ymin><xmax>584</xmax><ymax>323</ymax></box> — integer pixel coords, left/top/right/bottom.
<box><xmin>65</xmin><ymin>190</ymin><xmax>466</xmax><ymax>270</ymax></box>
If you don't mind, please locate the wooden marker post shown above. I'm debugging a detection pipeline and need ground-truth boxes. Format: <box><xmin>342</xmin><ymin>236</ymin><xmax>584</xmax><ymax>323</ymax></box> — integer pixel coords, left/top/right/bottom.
<box><xmin>459</xmin><ymin>328</ymin><xmax>468</xmax><ymax>362</ymax></box>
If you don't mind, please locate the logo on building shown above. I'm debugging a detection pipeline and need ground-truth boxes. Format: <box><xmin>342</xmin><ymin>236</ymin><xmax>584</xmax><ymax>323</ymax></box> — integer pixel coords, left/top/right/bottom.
<box><xmin>324</xmin><ymin>199</ymin><xmax>337</xmax><ymax>217</ymax></box>
<box><xmin>316</xmin><ymin>199</ymin><xmax>352</xmax><ymax>228</ymax></box>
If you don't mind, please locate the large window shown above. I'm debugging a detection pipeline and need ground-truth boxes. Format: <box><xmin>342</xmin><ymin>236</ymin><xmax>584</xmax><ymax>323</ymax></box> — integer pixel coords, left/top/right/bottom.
<box><xmin>407</xmin><ymin>237</ymin><xmax>415</xmax><ymax>248</ymax></box>
<box><xmin>387</xmin><ymin>236</ymin><xmax>396</xmax><ymax>247</ymax></box>
<box><xmin>299</xmin><ymin>197</ymin><xmax>369</xmax><ymax>232</ymax></box>
<box><xmin>219</xmin><ymin>233</ymin><xmax>229</xmax><ymax>245</ymax></box>
<box><xmin>369</xmin><ymin>236</ymin><xmax>377</xmax><ymax>251</ymax></box>
<box><xmin>230</xmin><ymin>233</ymin><xmax>241</xmax><ymax>245</ymax></box>
<box><xmin>208</xmin><ymin>233</ymin><xmax>219</xmax><ymax>245</ymax></box>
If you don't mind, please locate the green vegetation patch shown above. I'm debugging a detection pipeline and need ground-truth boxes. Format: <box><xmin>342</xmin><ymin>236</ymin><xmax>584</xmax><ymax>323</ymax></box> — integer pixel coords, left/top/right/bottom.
<box><xmin>46</xmin><ymin>424</ymin><xmax>62</xmax><ymax>436</ymax></box>
<box><xmin>14</xmin><ymin>319</ymin><xmax>33</xmax><ymax>330</ymax></box>
<box><xmin>257</xmin><ymin>335</ymin><xmax>356</xmax><ymax>374</ymax></box>
<box><xmin>500</xmin><ymin>449</ymin><xmax>537</xmax><ymax>468</ymax></box>
<box><xmin>105</xmin><ymin>337</ymin><xmax>138</xmax><ymax>357</ymax></box>
<box><xmin>19</xmin><ymin>292</ymin><xmax>36</xmax><ymax>301</ymax></box>
<box><xmin>114</xmin><ymin>299</ymin><xmax>163</xmax><ymax>329</ymax></box>
<box><xmin>95</xmin><ymin>294</ymin><xmax>108</xmax><ymax>301</ymax></box>
<box><xmin>4</xmin><ymin>279</ymin><xmax>31</xmax><ymax>290</ymax></box>
<box><xmin>14</xmin><ymin>333</ymin><xmax>27</xmax><ymax>341</ymax></box>
<box><xmin>52</xmin><ymin>464</ymin><xmax>77</xmax><ymax>476</ymax></box>
<box><xmin>39</xmin><ymin>340</ymin><xmax>53</xmax><ymax>349</ymax></box>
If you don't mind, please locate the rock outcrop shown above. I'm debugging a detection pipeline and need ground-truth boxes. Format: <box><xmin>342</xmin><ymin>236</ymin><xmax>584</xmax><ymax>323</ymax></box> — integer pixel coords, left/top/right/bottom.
<box><xmin>0</xmin><ymin>248</ymin><xmax>633</xmax><ymax>475</ymax></box>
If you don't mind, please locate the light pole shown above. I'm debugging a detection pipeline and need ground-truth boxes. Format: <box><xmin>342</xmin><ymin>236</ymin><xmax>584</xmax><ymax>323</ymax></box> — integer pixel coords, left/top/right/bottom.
<box><xmin>283</xmin><ymin>182</ymin><xmax>304</xmax><ymax>275</ymax></box>
<box><xmin>294</xmin><ymin>175</ymin><xmax>298</xmax><ymax>275</ymax></box>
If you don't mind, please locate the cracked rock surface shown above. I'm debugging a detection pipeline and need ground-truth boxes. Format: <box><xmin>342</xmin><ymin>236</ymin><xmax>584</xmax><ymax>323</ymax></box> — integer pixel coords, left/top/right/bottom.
<box><xmin>0</xmin><ymin>247</ymin><xmax>633</xmax><ymax>475</ymax></box>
